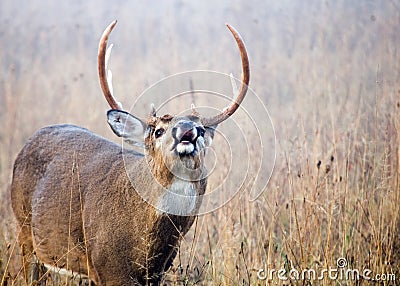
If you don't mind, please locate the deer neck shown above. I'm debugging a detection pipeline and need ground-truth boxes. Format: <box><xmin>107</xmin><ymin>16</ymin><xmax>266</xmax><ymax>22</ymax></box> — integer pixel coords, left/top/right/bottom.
<box><xmin>141</xmin><ymin>153</ymin><xmax>206</xmax><ymax>216</ymax></box>
<box><xmin>155</xmin><ymin>177</ymin><xmax>197</xmax><ymax>216</ymax></box>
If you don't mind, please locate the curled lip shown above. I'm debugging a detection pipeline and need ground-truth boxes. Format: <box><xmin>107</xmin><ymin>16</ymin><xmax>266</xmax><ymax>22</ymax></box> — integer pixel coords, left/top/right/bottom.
<box><xmin>180</xmin><ymin>129</ymin><xmax>196</xmax><ymax>142</ymax></box>
<box><xmin>170</xmin><ymin>131</ymin><xmax>198</xmax><ymax>156</ymax></box>
<box><xmin>169</xmin><ymin>141</ymin><xmax>197</xmax><ymax>157</ymax></box>
<box><xmin>179</xmin><ymin>142</ymin><xmax>196</xmax><ymax>156</ymax></box>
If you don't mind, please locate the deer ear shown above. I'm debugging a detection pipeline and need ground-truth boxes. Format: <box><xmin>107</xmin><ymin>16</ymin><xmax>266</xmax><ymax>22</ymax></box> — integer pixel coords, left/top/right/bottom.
<box><xmin>107</xmin><ymin>110</ymin><xmax>146</xmax><ymax>146</ymax></box>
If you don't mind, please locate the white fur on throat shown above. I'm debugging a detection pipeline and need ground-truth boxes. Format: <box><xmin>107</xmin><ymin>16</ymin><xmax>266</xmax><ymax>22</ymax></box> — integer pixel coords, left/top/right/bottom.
<box><xmin>157</xmin><ymin>179</ymin><xmax>197</xmax><ymax>216</ymax></box>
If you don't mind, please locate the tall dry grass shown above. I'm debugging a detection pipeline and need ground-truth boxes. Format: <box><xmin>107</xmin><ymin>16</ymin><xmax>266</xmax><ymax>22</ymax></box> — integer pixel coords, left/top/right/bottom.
<box><xmin>1</xmin><ymin>1</ymin><xmax>399</xmax><ymax>285</ymax></box>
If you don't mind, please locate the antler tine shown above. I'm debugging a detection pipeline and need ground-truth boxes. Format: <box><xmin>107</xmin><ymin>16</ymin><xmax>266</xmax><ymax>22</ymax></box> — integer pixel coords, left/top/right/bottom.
<box><xmin>201</xmin><ymin>24</ymin><xmax>250</xmax><ymax>127</ymax></box>
<box><xmin>98</xmin><ymin>20</ymin><xmax>122</xmax><ymax>110</ymax></box>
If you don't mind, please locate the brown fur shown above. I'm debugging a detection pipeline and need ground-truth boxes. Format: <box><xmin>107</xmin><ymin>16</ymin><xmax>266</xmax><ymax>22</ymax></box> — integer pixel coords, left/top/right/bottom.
<box><xmin>11</xmin><ymin>120</ymin><xmax>208</xmax><ymax>285</ymax></box>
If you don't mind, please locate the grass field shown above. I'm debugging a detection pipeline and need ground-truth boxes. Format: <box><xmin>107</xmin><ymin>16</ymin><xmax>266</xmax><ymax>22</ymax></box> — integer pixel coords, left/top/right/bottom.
<box><xmin>1</xmin><ymin>1</ymin><xmax>399</xmax><ymax>285</ymax></box>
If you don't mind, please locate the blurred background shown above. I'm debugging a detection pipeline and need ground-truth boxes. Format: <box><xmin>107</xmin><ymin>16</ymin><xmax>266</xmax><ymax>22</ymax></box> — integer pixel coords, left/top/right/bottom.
<box><xmin>1</xmin><ymin>1</ymin><xmax>398</xmax><ymax>138</ymax></box>
<box><xmin>1</xmin><ymin>1</ymin><xmax>399</xmax><ymax>284</ymax></box>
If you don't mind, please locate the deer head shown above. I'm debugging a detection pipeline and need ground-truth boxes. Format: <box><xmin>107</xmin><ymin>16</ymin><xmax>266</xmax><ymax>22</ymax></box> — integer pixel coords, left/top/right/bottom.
<box><xmin>99</xmin><ymin>20</ymin><xmax>250</xmax><ymax>199</ymax></box>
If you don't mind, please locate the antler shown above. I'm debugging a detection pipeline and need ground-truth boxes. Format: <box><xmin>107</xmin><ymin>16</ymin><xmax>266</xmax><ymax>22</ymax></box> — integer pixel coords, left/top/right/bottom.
<box><xmin>98</xmin><ymin>21</ymin><xmax>249</xmax><ymax>120</ymax></box>
<box><xmin>98</xmin><ymin>20</ymin><xmax>122</xmax><ymax>110</ymax></box>
<box><xmin>201</xmin><ymin>24</ymin><xmax>250</xmax><ymax>127</ymax></box>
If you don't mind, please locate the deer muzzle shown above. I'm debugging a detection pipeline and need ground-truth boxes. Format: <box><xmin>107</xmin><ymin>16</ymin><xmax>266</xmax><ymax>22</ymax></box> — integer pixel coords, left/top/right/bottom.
<box><xmin>172</xmin><ymin>121</ymin><xmax>205</xmax><ymax>156</ymax></box>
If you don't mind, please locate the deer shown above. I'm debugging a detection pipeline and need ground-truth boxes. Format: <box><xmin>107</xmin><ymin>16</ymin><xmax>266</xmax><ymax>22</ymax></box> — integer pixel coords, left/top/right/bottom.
<box><xmin>10</xmin><ymin>20</ymin><xmax>249</xmax><ymax>285</ymax></box>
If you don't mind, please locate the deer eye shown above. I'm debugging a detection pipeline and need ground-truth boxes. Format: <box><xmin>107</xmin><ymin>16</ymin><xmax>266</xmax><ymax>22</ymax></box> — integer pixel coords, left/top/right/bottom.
<box><xmin>154</xmin><ymin>128</ymin><xmax>165</xmax><ymax>139</ymax></box>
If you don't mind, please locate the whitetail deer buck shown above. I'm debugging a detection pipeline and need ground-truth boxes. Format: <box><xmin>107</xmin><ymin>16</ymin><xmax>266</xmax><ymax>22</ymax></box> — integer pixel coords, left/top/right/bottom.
<box><xmin>10</xmin><ymin>20</ymin><xmax>249</xmax><ymax>285</ymax></box>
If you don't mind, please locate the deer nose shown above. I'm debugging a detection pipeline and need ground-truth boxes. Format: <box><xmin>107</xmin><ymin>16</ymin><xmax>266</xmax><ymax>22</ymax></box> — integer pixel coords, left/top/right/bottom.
<box><xmin>173</xmin><ymin>121</ymin><xmax>200</xmax><ymax>142</ymax></box>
